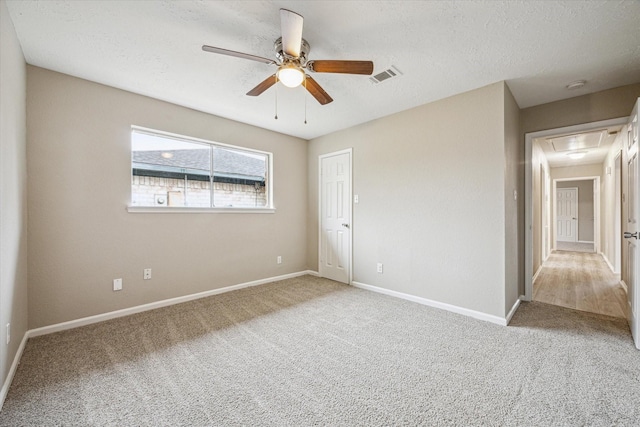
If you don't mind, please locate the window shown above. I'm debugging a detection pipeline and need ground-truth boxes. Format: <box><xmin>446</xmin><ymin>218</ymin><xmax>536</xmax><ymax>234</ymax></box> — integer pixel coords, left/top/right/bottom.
<box><xmin>130</xmin><ymin>127</ymin><xmax>272</xmax><ymax>210</ymax></box>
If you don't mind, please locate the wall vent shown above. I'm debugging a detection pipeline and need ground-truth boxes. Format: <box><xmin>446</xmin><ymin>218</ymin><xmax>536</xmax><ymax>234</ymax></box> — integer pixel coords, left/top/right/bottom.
<box><xmin>370</xmin><ymin>65</ymin><xmax>403</xmax><ymax>84</ymax></box>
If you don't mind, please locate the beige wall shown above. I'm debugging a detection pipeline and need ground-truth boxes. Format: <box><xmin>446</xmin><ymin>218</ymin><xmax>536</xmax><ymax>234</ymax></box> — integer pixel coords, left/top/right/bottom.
<box><xmin>504</xmin><ymin>84</ymin><xmax>522</xmax><ymax>312</ymax></box>
<box><xmin>531</xmin><ymin>141</ymin><xmax>551</xmax><ymax>273</ymax></box>
<box><xmin>0</xmin><ymin>0</ymin><xmax>28</xmax><ymax>399</ymax></box>
<box><xmin>308</xmin><ymin>82</ymin><xmax>515</xmax><ymax>318</ymax></box>
<box><xmin>26</xmin><ymin>66</ymin><xmax>308</xmax><ymax>328</ymax></box>
<box><xmin>551</xmin><ymin>164</ymin><xmax>603</xmax><ymax>181</ymax></box>
<box><xmin>522</xmin><ymin>83</ymin><xmax>640</xmax><ymax>134</ymax></box>
<box><xmin>601</xmin><ymin>132</ymin><xmax>625</xmax><ymax>273</ymax></box>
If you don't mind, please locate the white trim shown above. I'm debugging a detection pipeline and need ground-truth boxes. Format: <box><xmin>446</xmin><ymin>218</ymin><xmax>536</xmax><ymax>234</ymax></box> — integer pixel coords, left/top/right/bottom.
<box><xmin>127</xmin><ymin>206</ymin><xmax>275</xmax><ymax>214</ymax></box>
<box><xmin>318</xmin><ymin>148</ymin><xmax>353</xmax><ymax>285</ymax></box>
<box><xmin>506</xmin><ymin>299</ymin><xmax>521</xmax><ymax>325</ymax></box>
<box><xmin>0</xmin><ymin>332</ymin><xmax>29</xmax><ymax>411</ymax></box>
<box><xmin>28</xmin><ymin>270</ymin><xmax>316</xmax><ymax>338</ymax></box>
<box><xmin>620</xmin><ymin>280</ymin><xmax>628</xmax><ymax>293</ymax></box>
<box><xmin>351</xmin><ymin>281</ymin><xmax>511</xmax><ymax>326</ymax></box>
<box><xmin>600</xmin><ymin>252</ymin><xmax>616</xmax><ymax>274</ymax></box>
<box><xmin>525</xmin><ymin>117</ymin><xmax>628</xmax><ymax>301</ymax></box>
<box><xmin>532</xmin><ymin>265</ymin><xmax>543</xmax><ymax>284</ymax></box>
<box><xmin>130</xmin><ymin>125</ymin><xmax>275</xmax><ymax>211</ymax></box>
<box><xmin>578</xmin><ymin>240</ymin><xmax>595</xmax><ymax>244</ymax></box>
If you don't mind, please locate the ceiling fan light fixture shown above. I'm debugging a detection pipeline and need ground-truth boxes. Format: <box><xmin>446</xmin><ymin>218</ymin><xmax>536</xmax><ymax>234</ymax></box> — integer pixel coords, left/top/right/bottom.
<box><xmin>277</xmin><ymin>64</ymin><xmax>305</xmax><ymax>88</ymax></box>
<box><xmin>566</xmin><ymin>151</ymin><xmax>588</xmax><ymax>159</ymax></box>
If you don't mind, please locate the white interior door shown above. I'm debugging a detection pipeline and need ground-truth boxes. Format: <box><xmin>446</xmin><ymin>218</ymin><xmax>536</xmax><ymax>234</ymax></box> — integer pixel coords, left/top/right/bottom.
<box><xmin>319</xmin><ymin>150</ymin><xmax>351</xmax><ymax>284</ymax></box>
<box><xmin>557</xmin><ymin>188</ymin><xmax>578</xmax><ymax>242</ymax></box>
<box><xmin>624</xmin><ymin>99</ymin><xmax>639</xmax><ymax>350</ymax></box>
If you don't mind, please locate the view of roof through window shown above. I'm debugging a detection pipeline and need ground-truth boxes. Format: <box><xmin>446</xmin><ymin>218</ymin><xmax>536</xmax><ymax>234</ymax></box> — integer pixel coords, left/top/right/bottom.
<box><xmin>131</xmin><ymin>129</ymin><xmax>270</xmax><ymax>208</ymax></box>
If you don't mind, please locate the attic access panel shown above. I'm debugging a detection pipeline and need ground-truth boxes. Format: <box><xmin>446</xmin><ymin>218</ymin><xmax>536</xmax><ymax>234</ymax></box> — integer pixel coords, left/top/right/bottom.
<box><xmin>547</xmin><ymin>130</ymin><xmax>604</xmax><ymax>152</ymax></box>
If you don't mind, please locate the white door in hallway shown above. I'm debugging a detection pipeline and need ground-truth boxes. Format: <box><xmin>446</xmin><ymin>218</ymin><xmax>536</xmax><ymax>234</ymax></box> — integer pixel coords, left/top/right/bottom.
<box><xmin>319</xmin><ymin>150</ymin><xmax>351</xmax><ymax>284</ymax></box>
<box><xmin>557</xmin><ymin>188</ymin><xmax>578</xmax><ymax>242</ymax></box>
<box><xmin>624</xmin><ymin>99</ymin><xmax>639</xmax><ymax>350</ymax></box>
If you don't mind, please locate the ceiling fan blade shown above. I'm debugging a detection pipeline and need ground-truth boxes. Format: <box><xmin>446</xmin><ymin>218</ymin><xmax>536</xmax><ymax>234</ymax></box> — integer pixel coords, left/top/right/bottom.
<box><xmin>246</xmin><ymin>75</ymin><xmax>277</xmax><ymax>96</ymax></box>
<box><xmin>304</xmin><ymin>76</ymin><xmax>333</xmax><ymax>105</ymax></box>
<box><xmin>280</xmin><ymin>9</ymin><xmax>303</xmax><ymax>58</ymax></box>
<box><xmin>202</xmin><ymin>45</ymin><xmax>276</xmax><ymax>65</ymax></box>
<box><xmin>307</xmin><ymin>60</ymin><xmax>374</xmax><ymax>75</ymax></box>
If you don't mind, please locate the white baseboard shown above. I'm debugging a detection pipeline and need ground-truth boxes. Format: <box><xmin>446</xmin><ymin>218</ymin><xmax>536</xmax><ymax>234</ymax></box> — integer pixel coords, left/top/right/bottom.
<box><xmin>0</xmin><ymin>332</ymin><xmax>29</xmax><ymax>411</ymax></box>
<box><xmin>29</xmin><ymin>270</ymin><xmax>317</xmax><ymax>338</ymax></box>
<box><xmin>599</xmin><ymin>252</ymin><xmax>616</xmax><ymax>274</ymax></box>
<box><xmin>578</xmin><ymin>240</ymin><xmax>594</xmax><ymax>244</ymax></box>
<box><xmin>532</xmin><ymin>265</ymin><xmax>543</xmax><ymax>283</ymax></box>
<box><xmin>506</xmin><ymin>298</ymin><xmax>521</xmax><ymax>325</ymax></box>
<box><xmin>620</xmin><ymin>280</ymin><xmax>628</xmax><ymax>293</ymax></box>
<box><xmin>351</xmin><ymin>281</ymin><xmax>510</xmax><ymax>326</ymax></box>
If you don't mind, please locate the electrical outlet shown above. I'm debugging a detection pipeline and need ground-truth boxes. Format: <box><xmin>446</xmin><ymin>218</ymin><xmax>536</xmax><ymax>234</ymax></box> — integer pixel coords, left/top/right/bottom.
<box><xmin>377</xmin><ymin>263</ymin><xmax>383</xmax><ymax>274</ymax></box>
<box><xmin>354</xmin><ymin>195</ymin><xmax>359</xmax><ymax>204</ymax></box>
<box><xmin>6</xmin><ymin>323</ymin><xmax>10</xmax><ymax>345</ymax></box>
<box><xmin>277</xmin><ymin>256</ymin><xmax>282</xmax><ymax>264</ymax></box>
<box><xmin>144</xmin><ymin>268</ymin><xmax>152</xmax><ymax>280</ymax></box>
<box><xmin>113</xmin><ymin>278</ymin><xmax>122</xmax><ymax>291</ymax></box>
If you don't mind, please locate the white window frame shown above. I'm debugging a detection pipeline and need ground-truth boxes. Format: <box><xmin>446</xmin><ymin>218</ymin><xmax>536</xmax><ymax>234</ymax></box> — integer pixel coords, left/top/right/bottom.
<box><xmin>127</xmin><ymin>126</ymin><xmax>274</xmax><ymax>214</ymax></box>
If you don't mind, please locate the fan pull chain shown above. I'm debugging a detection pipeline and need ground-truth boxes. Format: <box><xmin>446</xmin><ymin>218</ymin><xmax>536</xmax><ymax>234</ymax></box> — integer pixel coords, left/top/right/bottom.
<box><xmin>304</xmin><ymin>78</ymin><xmax>308</xmax><ymax>124</ymax></box>
<box><xmin>274</xmin><ymin>75</ymin><xmax>279</xmax><ymax>120</ymax></box>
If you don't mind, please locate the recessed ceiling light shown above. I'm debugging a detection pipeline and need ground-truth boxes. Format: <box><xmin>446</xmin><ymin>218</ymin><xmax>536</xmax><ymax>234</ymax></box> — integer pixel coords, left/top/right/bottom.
<box><xmin>566</xmin><ymin>151</ymin><xmax>587</xmax><ymax>159</ymax></box>
<box><xmin>566</xmin><ymin>80</ymin><xmax>586</xmax><ymax>90</ymax></box>
<box><xmin>161</xmin><ymin>152</ymin><xmax>174</xmax><ymax>159</ymax></box>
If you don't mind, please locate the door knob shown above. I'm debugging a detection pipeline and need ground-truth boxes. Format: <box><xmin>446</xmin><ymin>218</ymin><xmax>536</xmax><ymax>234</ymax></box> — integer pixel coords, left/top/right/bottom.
<box><xmin>342</xmin><ymin>223</ymin><xmax>350</xmax><ymax>228</ymax></box>
<box><xmin>624</xmin><ymin>232</ymin><xmax>638</xmax><ymax>239</ymax></box>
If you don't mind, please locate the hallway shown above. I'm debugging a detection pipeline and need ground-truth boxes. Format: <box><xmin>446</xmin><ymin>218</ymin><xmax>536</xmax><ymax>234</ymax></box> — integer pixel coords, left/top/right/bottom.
<box><xmin>533</xmin><ymin>251</ymin><xmax>628</xmax><ymax>318</ymax></box>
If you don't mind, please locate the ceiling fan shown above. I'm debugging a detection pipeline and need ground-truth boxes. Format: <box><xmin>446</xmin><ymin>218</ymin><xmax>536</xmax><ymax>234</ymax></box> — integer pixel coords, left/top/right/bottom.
<box><xmin>202</xmin><ymin>8</ymin><xmax>374</xmax><ymax>105</ymax></box>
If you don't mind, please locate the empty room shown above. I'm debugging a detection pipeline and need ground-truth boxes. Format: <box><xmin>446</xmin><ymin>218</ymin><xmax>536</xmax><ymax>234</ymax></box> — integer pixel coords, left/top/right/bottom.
<box><xmin>1</xmin><ymin>1</ymin><xmax>640</xmax><ymax>425</ymax></box>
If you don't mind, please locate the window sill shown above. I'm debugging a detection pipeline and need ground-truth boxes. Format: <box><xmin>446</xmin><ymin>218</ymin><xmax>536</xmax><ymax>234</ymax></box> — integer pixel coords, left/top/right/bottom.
<box><xmin>127</xmin><ymin>206</ymin><xmax>275</xmax><ymax>214</ymax></box>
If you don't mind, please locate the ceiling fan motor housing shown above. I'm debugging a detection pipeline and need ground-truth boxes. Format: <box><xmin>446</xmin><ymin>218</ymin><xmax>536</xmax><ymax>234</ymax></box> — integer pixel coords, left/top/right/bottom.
<box><xmin>275</xmin><ymin>37</ymin><xmax>310</xmax><ymax>64</ymax></box>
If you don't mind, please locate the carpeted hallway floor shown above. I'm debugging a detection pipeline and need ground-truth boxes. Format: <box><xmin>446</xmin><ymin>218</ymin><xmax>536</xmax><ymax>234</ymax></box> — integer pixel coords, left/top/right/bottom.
<box><xmin>1</xmin><ymin>275</ymin><xmax>638</xmax><ymax>426</ymax></box>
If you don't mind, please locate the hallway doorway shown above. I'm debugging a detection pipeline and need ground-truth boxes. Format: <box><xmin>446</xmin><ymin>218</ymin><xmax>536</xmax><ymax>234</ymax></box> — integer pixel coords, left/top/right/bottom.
<box><xmin>525</xmin><ymin>118</ymin><xmax>627</xmax><ymax>320</ymax></box>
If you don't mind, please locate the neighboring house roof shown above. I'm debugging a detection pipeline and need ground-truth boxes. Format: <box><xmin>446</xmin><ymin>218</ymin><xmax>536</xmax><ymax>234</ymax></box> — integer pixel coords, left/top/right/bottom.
<box><xmin>132</xmin><ymin>148</ymin><xmax>266</xmax><ymax>180</ymax></box>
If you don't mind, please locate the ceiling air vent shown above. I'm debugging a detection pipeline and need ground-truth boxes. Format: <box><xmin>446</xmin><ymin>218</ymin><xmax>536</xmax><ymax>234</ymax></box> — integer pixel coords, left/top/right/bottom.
<box><xmin>370</xmin><ymin>66</ymin><xmax>403</xmax><ymax>84</ymax></box>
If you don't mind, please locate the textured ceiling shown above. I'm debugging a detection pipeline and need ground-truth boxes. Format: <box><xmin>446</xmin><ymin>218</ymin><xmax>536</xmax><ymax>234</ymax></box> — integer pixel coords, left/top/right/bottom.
<box><xmin>5</xmin><ymin>0</ymin><xmax>640</xmax><ymax>140</ymax></box>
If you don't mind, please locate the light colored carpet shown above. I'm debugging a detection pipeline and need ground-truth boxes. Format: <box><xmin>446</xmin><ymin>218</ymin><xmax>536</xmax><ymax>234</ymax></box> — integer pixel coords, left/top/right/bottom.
<box><xmin>555</xmin><ymin>241</ymin><xmax>595</xmax><ymax>253</ymax></box>
<box><xmin>1</xmin><ymin>275</ymin><xmax>638</xmax><ymax>426</ymax></box>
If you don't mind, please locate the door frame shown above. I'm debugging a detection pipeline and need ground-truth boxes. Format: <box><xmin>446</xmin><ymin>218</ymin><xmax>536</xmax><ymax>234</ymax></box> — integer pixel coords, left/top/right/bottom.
<box><xmin>318</xmin><ymin>148</ymin><xmax>353</xmax><ymax>284</ymax></box>
<box><xmin>525</xmin><ymin>117</ymin><xmax>628</xmax><ymax>301</ymax></box>
<box><xmin>614</xmin><ymin>151</ymin><xmax>623</xmax><ymax>277</ymax></box>
<box><xmin>541</xmin><ymin>163</ymin><xmax>551</xmax><ymax>262</ymax></box>
<box><xmin>552</xmin><ymin>178</ymin><xmax>600</xmax><ymax>248</ymax></box>
<box><xmin>554</xmin><ymin>186</ymin><xmax>580</xmax><ymax>244</ymax></box>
